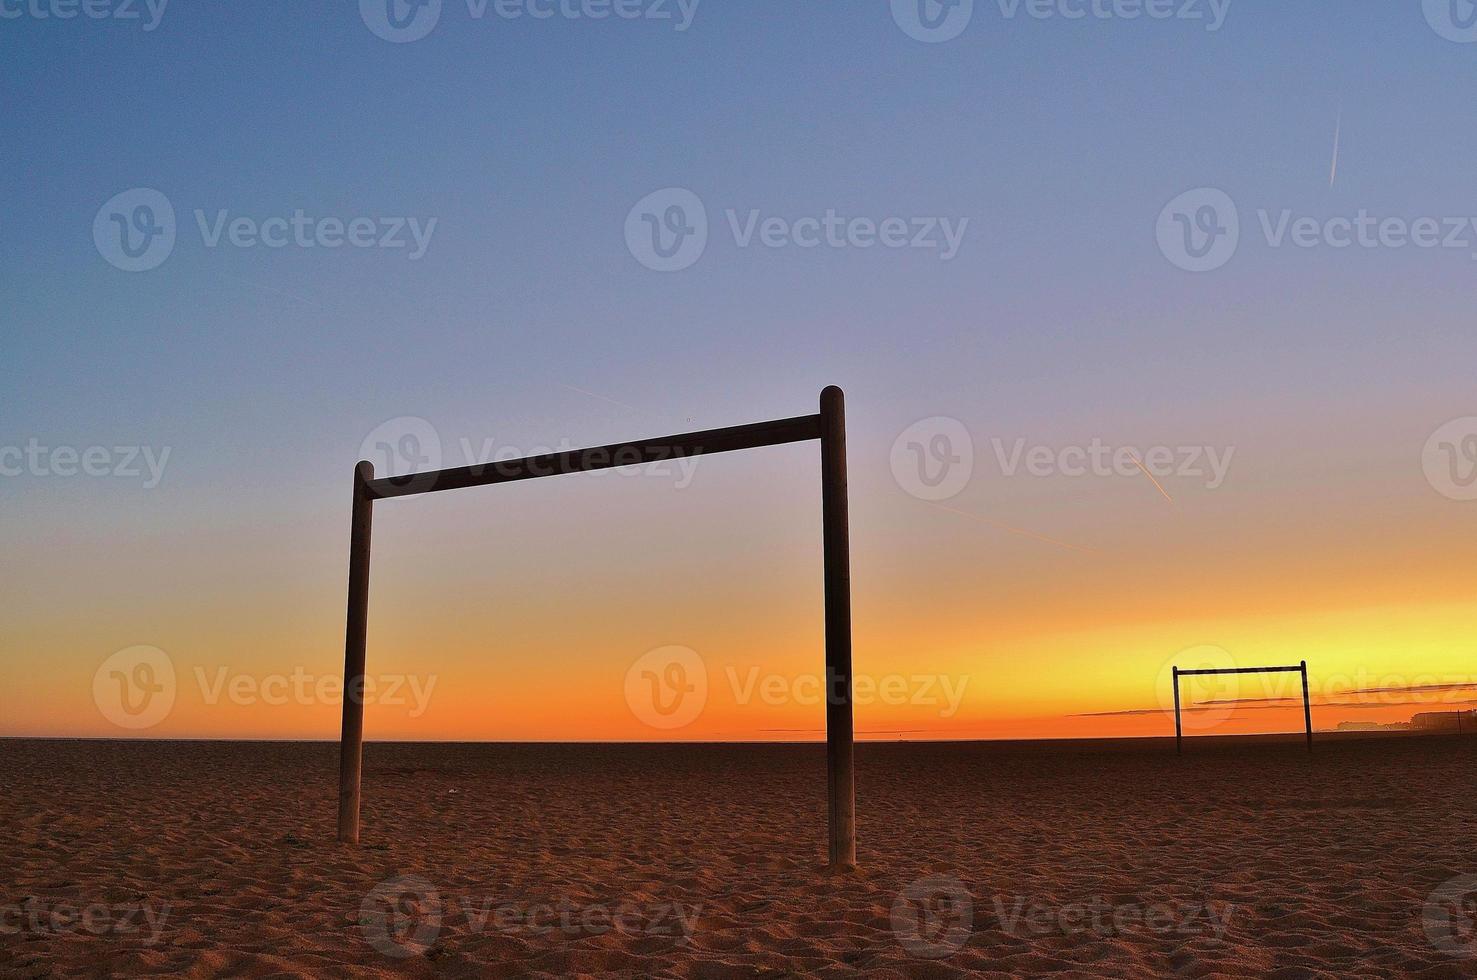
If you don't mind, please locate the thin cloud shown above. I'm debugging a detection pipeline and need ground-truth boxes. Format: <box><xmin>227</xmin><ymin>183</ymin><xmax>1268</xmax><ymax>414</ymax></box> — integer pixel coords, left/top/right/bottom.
<box><xmin>1075</xmin><ymin>684</ymin><xmax>1477</xmax><ymax>718</ymax></box>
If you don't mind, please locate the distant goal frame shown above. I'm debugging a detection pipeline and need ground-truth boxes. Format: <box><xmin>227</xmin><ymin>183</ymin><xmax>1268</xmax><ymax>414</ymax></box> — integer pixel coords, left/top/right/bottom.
<box><xmin>334</xmin><ymin>387</ymin><xmax>857</xmax><ymax>867</ymax></box>
<box><xmin>1171</xmin><ymin>660</ymin><xmax>1313</xmax><ymax>755</ymax></box>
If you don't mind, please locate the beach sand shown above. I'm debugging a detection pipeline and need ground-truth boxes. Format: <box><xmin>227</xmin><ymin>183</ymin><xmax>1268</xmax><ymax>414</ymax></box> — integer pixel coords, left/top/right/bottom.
<box><xmin>3</xmin><ymin>734</ymin><xmax>1476</xmax><ymax>978</ymax></box>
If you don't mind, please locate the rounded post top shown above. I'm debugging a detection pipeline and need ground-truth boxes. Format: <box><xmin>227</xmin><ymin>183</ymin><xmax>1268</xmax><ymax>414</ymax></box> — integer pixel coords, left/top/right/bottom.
<box><xmin>820</xmin><ymin>385</ymin><xmax>845</xmax><ymax>408</ymax></box>
<box><xmin>354</xmin><ymin>459</ymin><xmax>375</xmax><ymax>482</ymax></box>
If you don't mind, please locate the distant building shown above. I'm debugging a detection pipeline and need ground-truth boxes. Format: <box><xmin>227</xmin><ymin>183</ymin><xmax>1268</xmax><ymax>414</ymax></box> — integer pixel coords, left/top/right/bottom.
<box><xmin>1334</xmin><ymin>709</ymin><xmax>1475</xmax><ymax>733</ymax></box>
<box><xmin>1411</xmin><ymin>710</ymin><xmax>1477</xmax><ymax>732</ymax></box>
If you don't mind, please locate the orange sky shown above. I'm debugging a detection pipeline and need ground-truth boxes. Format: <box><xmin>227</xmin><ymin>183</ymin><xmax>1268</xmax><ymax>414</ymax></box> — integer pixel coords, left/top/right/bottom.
<box><xmin>7</xmin><ymin>418</ymin><xmax>1476</xmax><ymax>743</ymax></box>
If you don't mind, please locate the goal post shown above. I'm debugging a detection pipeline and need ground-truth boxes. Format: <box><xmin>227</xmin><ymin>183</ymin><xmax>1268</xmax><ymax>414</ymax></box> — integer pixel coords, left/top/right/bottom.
<box><xmin>1172</xmin><ymin>661</ymin><xmax>1312</xmax><ymax>755</ymax></box>
<box><xmin>335</xmin><ymin>386</ymin><xmax>857</xmax><ymax>868</ymax></box>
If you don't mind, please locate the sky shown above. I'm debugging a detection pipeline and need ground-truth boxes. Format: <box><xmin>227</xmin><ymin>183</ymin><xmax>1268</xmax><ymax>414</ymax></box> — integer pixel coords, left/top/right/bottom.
<box><xmin>4</xmin><ymin>0</ymin><xmax>1477</xmax><ymax>742</ymax></box>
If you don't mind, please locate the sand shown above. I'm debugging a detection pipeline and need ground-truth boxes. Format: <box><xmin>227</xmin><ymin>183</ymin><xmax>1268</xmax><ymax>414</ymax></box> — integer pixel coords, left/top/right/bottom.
<box><xmin>3</xmin><ymin>734</ymin><xmax>1476</xmax><ymax>978</ymax></box>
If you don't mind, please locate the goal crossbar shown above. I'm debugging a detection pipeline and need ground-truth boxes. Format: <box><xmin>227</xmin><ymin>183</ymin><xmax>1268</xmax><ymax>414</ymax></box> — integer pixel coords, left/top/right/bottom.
<box><xmin>1177</xmin><ymin>666</ymin><xmax>1302</xmax><ymax>676</ymax></box>
<box><xmin>365</xmin><ymin>414</ymin><xmax>823</xmax><ymax>499</ymax></box>
<box><xmin>335</xmin><ymin>387</ymin><xmax>857</xmax><ymax>867</ymax></box>
<box><xmin>1171</xmin><ymin>660</ymin><xmax>1312</xmax><ymax>755</ymax></box>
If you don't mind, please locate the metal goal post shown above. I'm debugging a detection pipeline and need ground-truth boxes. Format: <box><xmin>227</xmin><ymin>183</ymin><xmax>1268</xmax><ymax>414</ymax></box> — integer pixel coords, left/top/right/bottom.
<box><xmin>335</xmin><ymin>387</ymin><xmax>857</xmax><ymax>867</ymax></box>
<box><xmin>1172</xmin><ymin>661</ymin><xmax>1312</xmax><ymax>755</ymax></box>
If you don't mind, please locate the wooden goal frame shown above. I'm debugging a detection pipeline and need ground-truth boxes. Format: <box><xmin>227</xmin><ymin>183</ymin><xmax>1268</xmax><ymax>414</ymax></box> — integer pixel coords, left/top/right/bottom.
<box><xmin>1172</xmin><ymin>661</ymin><xmax>1312</xmax><ymax>755</ymax></box>
<box><xmin>335</xmin><ymin>386</ymin><xmax>857</xmax><ymax>867</ymax></box>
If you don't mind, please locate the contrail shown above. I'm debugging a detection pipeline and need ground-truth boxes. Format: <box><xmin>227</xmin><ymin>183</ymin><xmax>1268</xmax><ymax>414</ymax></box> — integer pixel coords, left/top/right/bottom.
<box><xmin>1128</xmin><ymin>452</ymin><xmax>1176</xmax><ymax>508</ymax></box>
<box><xmin>1329</xmin><ymin>108</ymin><xmax>1342</xmax><ymax>188</ymax></box>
